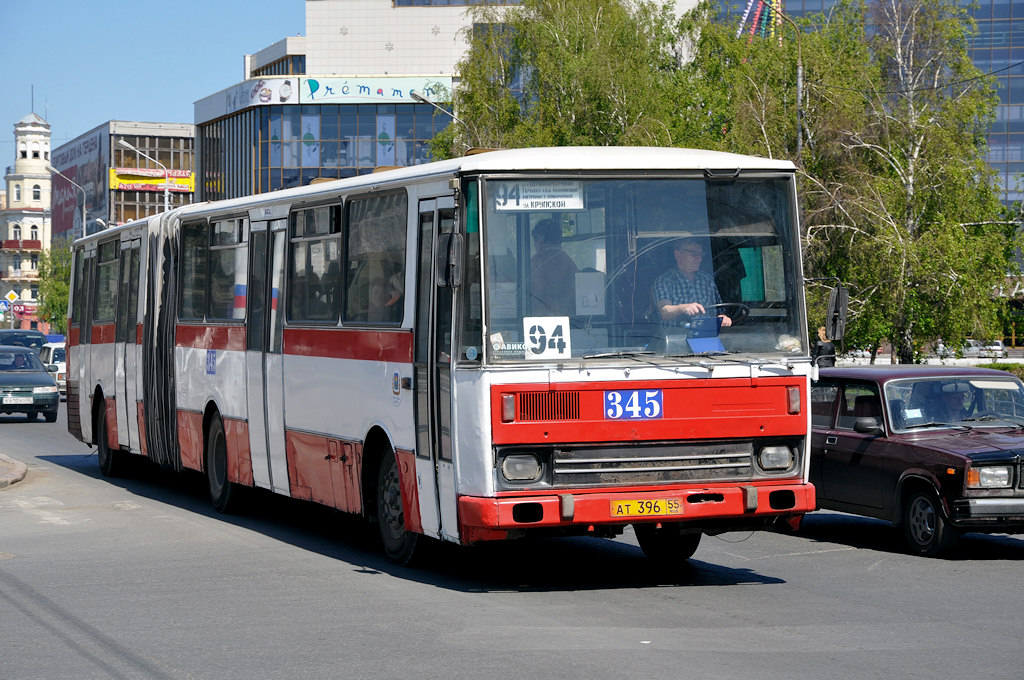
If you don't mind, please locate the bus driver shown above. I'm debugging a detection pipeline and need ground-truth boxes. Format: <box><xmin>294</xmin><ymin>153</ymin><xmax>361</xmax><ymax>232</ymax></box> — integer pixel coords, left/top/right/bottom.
<box><xmin>652</xmin><ymin>238</ymin><xmax>732</xmax><ymax>328</ymax></box>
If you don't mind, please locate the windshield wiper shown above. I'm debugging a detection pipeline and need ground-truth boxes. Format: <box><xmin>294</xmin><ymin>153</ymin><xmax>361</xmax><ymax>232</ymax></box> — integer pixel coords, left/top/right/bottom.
<box><xmin>582</xmin><ymin>350</ymin><xmax>656</xmax><ymax>359</ymax></box>
<box><xmin>903</xmin><ymin>421</ymin><xmax>969</xmax><ymax>430</ymax></box>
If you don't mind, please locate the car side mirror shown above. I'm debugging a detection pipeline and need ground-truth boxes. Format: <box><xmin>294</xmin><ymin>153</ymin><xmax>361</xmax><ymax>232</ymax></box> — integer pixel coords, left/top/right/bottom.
<box><xmin>46</xmin><ymin>364</ymin><xmax>58</xmax><ymax>373</ymax></box>
<box><xmin>854</xmin><ymin>417</ymin><xmax>884</xmax><ymax>436</ymax></box>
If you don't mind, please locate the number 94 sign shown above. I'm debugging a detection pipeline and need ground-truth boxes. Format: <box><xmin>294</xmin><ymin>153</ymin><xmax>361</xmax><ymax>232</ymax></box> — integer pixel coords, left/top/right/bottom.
<box><xmin>523</xmin><ymin>316</ymin><xmax>571</xmax><ymax>360</ymax></box>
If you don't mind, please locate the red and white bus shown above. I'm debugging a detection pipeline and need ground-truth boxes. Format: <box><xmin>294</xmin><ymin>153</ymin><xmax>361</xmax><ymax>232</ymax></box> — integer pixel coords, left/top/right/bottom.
<box><xmin>67</xmin><ymin>146</ymin><xmax>829</xmax><ymax>564</ymax></box>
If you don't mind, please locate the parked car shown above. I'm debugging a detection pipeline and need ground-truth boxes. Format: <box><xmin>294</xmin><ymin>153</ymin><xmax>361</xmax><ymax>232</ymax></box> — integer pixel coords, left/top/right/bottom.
<box><xmin>961</xmin><ymin>339</ymin><xmax>983</xmax><ymax>358</ymax></box>
<box><xmin>39</xmin><ymin>342</ymin><xmax>67</xmax><ymax>399</ymax></box>
<box><xmin>0</xmin><ymin>345</ymin><xmax>59</xmax><ymax>422</ymax></box>
<box><xmin>0</xmin><ymin>329</ymin><xmax>48</xmax><ymax>354</ymax></box>
<box><xmin>980</xmin><ymin>339</ymin><xmax>1008</xmax><ymax>359</ymax></box>
<box><xmin>810</xmin><ymin>365</ymin><xmax>1024</xmax><ymax>556</ymax></box>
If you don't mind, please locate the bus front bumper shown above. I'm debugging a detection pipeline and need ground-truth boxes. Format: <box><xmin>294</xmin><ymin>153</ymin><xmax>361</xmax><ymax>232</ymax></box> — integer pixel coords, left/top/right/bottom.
<box><xmin>457</xmin><ymin>482</ymin><xmax>816</xmax><ymax>544</ymax></box>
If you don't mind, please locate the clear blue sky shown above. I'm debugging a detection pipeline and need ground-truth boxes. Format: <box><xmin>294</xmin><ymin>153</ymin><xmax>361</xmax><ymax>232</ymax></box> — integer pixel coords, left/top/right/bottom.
<box><xmin>0</xmin><ymin>0</ymin><xmax>305</xmax><ymax>150</ymax></box>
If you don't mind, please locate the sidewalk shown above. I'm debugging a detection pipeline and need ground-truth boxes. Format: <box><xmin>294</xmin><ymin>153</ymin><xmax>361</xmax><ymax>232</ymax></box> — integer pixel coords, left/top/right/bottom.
<box><xmin>0</xmin><ymin>454</ymin><xmax>27</xmax><ymax>489</ymax></box>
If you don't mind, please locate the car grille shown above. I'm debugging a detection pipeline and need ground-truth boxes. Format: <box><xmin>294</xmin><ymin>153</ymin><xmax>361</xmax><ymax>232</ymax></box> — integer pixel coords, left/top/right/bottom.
<box><xmin>551</xmin><ymin>441</ymin><xmax>754</xmax><ymax>487</ymax></box>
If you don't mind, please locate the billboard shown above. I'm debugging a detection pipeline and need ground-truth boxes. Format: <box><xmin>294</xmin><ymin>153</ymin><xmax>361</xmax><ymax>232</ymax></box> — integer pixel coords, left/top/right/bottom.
<box><xmin>109</xmin><ymin>168</ymin><xmax>195</xmax><ymax>193</ymax></box>
<box><xmin>50</xmin><ymin>129</ymin><xmax>110</xmax><ymax>237</ymax></box>
<box><xmin>300</xmin><ymin>76</ymin><xmax>453</xmax><ymax>105</ymax></box>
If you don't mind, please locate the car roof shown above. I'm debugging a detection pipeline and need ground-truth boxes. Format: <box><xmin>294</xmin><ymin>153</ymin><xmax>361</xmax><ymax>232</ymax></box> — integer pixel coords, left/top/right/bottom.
<box><xmin>0</xmin><ymin>344</ymin><xmax>39</xmax><ymax>353</ymax></box>
<box><xmin>818</xmin><ymin>365</ymin><xmax>1017</xmax><ymax>383</ymax></box>
<box><xmin>42</xmin><ymin>341</ymin><xmax>66</xmax><ymax>348</ymax></box>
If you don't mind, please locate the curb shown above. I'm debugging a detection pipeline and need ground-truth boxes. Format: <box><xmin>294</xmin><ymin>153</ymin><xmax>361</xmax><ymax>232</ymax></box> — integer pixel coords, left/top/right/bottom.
<box><xmin>0</xmin><ymin>454</ymin><xmax>28</xmax><ymax>489</ymax></box>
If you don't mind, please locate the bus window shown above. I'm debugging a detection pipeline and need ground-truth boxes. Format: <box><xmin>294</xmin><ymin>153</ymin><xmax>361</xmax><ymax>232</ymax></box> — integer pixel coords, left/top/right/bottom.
<box><xmin>180</xmin><ymin>222</ymin><xmax>208</xmax><ymax>320</ymax></box>
<box><xmin>93</xmin><ymin>240</ymin><xmax>119</xmax><ymax>323</ymax></box>
<box><xmin>288</xmin><ymin>205</ymin><xmax>342</xmax><ymax>322</ymax></box>
<box><xmin>208</xmin><ymin>218</ymin><xmax>249</xmax><ymax>321</ymax></box>
<box><xmin>344</xmin><ymin>192</ymin><xmax>407</xmax><ymax>324</ymax></box>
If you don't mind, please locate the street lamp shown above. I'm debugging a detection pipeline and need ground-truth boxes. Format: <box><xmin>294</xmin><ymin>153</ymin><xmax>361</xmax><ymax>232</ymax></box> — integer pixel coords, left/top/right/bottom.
<box><xmin>118</xmin><ymin>139</ymin><xmax>170</xmax><ymax>212</ymax></box>
<box><xmin>46</xmin><ymin>164</ymin><xmax>86</xmax><ymax>239</ymax></box>
<box><xmin>772</xmin><ymin>8</ymin><xmax>804</xmax><ymax>160</ymax></box>
<box><xmin>410</xmin><ymin>90</ymin><xmax>466</xmax><ymax>127</ymax></box>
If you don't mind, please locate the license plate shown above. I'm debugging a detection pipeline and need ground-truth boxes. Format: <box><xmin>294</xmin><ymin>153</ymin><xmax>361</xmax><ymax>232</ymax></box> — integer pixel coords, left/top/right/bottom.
<box><xmin>3</xmin><ymin>396</ymin><xmax>33</xmax><ymax>405</ymax></box>
<box><xmin>610</xmin><ymin>498</ymin><xmax>683</xmax><ymax>518</ymax></box>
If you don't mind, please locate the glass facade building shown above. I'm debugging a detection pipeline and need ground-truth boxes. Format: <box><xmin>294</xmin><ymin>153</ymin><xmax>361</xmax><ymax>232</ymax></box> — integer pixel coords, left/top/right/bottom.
<box><xmin>718</xmin><ymin>0</ymin><xmax>1024</xmax><ymax>204</ymax></box>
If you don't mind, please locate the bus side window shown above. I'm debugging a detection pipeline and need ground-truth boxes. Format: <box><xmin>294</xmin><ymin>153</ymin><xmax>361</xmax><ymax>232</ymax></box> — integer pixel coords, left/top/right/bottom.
<box><xmin>93</xmin><ymin>240</ymin><xmax>119</xmax><ymax>323</ymax></box>
<box><xmin>179</xmin><ymin>222</ymin><xmax>208</xmax><ymax>320</ymax></box>
<box><xmin>343</xmin><ymin>192</ymin><xmax>407</xmax><ymax>325</ymax></box>
<box><xmin>288</xmin><ymin>205</ymin><xmax>341</xmax><ymax>322</ymax></box>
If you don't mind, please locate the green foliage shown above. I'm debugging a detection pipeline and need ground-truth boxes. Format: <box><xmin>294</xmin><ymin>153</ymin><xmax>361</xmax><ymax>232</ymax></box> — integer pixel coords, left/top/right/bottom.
<box><xmin>38</xmin><ymin>241</ymin><xmax>72</xmax><ymax>335</ymax></box>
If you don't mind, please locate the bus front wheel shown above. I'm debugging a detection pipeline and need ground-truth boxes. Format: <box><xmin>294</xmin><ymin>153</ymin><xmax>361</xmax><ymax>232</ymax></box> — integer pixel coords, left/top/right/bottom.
<box><xmin>376</xmin><ymin>450</ymin><xmax>420</xmax><ymax>565</ymax></box>
<box><xmin>634</xmin><ymin>523</ymin><xmax>701</xmax><ymax>562</ymax></box>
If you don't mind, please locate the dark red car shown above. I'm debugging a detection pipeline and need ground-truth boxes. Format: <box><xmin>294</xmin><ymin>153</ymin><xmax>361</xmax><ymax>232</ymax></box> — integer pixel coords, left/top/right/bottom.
<box><xmin>810</xmin><ymin>365</ymin><xmax>1024</xmax><ymax>556</ymax></box>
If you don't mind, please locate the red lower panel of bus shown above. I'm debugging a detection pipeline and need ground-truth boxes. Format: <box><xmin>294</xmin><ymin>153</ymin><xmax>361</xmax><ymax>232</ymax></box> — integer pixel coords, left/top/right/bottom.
<box><xmin>224</xmin><ymin>417</ymin><xmax>253</xmax><ymax>487</ymax></box>
<box><xmin>285</xmin><ymin>431</ymin><xmax>365</xmax><ymax>514</ymax></box>
<box><xmin>104</xmin><ymin>397</ymin><xmax>119</xmax><ymax>450</ymax></box>
<box><xmin>137</xmin><ymin>402</ymin><xmax>148</xmax><ymax>457</ymax></box>
<box><xmin>457</xmin><ymin>481</ymin><xmax>815</xmax><ymax>544</ymax></box>
<box><xmin>177</xmin><ymin>411</ymin><xmax>204</xmax><ymax>471</ymax></box>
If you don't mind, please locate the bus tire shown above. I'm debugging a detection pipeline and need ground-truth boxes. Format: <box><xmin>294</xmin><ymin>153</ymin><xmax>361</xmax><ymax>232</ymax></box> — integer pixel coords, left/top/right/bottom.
<box><xmin>205</xmin><ymin>415</ymin><xmax>239</xmax><ymax>513</ymax></box>
<box><xmin>634</xmin><ymin>523</ymin><xmax>701</xmax><ymax>562</ymax></box>
<box><xmin>96</xmin><ymin>408</ymin><xmax>124</xmax><ymax>477</ymax></box>
<box><xmin>376</xmin><ymin>450</ymin><xmax>420</xmax><ymax>565</ymax></box>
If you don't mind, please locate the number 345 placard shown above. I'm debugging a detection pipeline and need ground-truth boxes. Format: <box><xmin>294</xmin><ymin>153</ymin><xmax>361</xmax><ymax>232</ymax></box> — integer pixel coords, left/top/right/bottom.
<box><xmin>523</xmin><ymin>316</ymin><xmax>571</xmax><ymax>360</ymax></box>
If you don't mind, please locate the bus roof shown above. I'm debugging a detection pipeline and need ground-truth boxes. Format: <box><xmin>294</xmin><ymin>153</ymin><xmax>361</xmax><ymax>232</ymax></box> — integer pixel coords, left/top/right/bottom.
<box><xmin>76</xmin><ymin>146</ymin><xmax>795</xmax><ymax>244</ymax></box>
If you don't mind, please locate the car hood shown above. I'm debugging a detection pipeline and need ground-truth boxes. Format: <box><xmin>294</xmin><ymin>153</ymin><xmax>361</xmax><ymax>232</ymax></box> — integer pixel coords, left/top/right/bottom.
<box><xmin>0</xmin><ymin>372</ymin><xmax>57</xmax><ymax>389</ymax></box>
<box><xmin>899</xmin><ymin>428</ymin><xmax>1024</xmax><ymax>460</ymax></box>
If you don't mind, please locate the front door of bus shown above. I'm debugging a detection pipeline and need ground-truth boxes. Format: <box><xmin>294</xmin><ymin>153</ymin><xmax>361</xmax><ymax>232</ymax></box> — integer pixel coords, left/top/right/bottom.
<box><xmin>414</xmin><ymin>197</ymin><xmax>459</xmax><ymax>541</ymax></box>
<box><xmin>114</xmin><ymin>236</ymin><xmax>141</xmax><ymax>452</ymax></box>
<box><xmin>245</xmin><ymin>216</ymin><xmax>290</xmax><ymax>494</ymax></box>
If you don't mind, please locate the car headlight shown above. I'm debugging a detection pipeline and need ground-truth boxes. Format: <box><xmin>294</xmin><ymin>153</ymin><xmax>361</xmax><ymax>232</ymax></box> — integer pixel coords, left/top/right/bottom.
<box><xmin>501</xmin><ymin>454</ymin><xmax>543</xmax><ymax>481</ymax></box>
<box><xmin>33</xmin><ymin>386</ymin><xmax>58</xmax><ymax>394</ymax></box>
<box><xmin>758</xmin><ymin>445</ymin><xmax>793</xmax><ymax>470</ymax></box>
<box><xmin>967</xmin><ymin>466</ymin><xmax>1012</xmax><ymax>489</ymax></box>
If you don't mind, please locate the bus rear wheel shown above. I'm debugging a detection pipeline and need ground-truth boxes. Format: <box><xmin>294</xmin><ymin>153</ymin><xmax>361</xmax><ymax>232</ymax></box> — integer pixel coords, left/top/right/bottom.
<box><xmin>634</xmin><ymin>523</ymin><xmax>702</xmax><ymax>562</ymax></box>
<box><xmin>205</xmin><ymin>416</ymin><xmax>239</xmax><ymax>513</ymax></box>
<box><xmin>96</xmin><ymin>408</ymin><xmax>124</xmax><ymax>477</ymax></box>
<box><xmin>376</xmin><ymin>450</ymin><xmax>420</xmax><ymax>565</ymax></box>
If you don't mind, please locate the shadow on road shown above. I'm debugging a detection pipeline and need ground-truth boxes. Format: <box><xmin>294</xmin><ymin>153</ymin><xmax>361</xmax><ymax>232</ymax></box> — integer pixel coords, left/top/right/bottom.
<box><xmin>38</xmin><ymin>450</ymin><xmax>784</xmax><ymax>592</ymax></box>
<box><xmin>794</xmin><ymin>511</ymin><xmax>1024</xmax><ymax>560</ymax></box>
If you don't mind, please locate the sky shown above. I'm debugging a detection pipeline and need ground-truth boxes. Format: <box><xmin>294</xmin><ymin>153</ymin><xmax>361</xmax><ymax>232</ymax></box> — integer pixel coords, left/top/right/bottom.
<box><xmin>0</xmin><ymin>0</ymin><xmax>306</xmax><ymax>152</ymax></box>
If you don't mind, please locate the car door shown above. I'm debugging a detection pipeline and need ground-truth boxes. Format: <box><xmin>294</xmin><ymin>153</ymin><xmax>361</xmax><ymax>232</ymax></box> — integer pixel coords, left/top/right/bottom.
<box><xmin>818</xmin><ymin>381</ymin><xmax>886</xmax><ymax>509</ymax></box>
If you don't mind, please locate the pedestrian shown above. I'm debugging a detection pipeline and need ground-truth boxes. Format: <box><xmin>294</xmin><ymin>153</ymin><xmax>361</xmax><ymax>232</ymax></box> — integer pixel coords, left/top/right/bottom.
<box><xmin>812</xmin><ymin>326</ymin><xmax>836</xmax><ymax>367</ymax></box>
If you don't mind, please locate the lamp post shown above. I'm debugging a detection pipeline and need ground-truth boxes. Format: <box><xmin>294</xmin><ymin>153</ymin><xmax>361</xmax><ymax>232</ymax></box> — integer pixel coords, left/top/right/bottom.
<box><xmin>46</xmin><ymin>164</ymin><xmax>86</xmax><ymax>238</ymax></box>
<box><xmin>118</xmin><ymin>139</ymin><xmax>170</xmax><ymax>212</ymax></box>
<box><xmin>410</xmin><ymin>90</ymin><xmax>466</xmax><ymax>127</ymax></box>
<box><xmin>773</xmin><ymin>8</ymin><xmax>804</xmax><ymax>159</ymax></box>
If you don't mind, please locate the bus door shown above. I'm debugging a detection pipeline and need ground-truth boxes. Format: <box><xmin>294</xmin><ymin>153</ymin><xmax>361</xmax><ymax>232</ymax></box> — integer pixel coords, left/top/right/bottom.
<box><xmin>414</xmin><ymin>197</ymin><xmax>460</xmax><ymax>541</ymax></box>
<box><xmin>74</xmin><ymin>243</ymin><xmax>97</xmax><ymax>442</ymax></box>
<box><xmin>245</xmin><ymin>215</ymin><xmax>290</xmax><ymax>494</ymax></box>
<box><xmin>114</xmin><ymin>237</ymin><xmax>142</xmax><ymax>451</ymax></box>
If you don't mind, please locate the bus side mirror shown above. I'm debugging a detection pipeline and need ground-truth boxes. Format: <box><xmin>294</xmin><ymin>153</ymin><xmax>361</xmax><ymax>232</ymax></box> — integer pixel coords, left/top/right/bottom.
<box><xmin>826</xmin><ymin>286</ymin><xmax>848</xmax><ymax>342</ymax></box>
<box><xmin>435</xmin><ymin>232</ymin><xmax>463</xmax><ymax>288</ymax></box>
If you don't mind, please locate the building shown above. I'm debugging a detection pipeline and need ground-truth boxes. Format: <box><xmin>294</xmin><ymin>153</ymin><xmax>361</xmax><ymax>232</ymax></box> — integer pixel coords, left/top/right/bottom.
<box><xmin>1</xmin><ymin>113</ymin><xmax>52</xmax><ymax>331</ymax></box>
<box><xmin>721</xmin><ymin>0</ymin><xmax>1024</xmax><ymax>205</ymax></box>
<box><xmin>50</xmin><ymin>121</ymin><xmax>195</xmax><ymax>238</ymax></box>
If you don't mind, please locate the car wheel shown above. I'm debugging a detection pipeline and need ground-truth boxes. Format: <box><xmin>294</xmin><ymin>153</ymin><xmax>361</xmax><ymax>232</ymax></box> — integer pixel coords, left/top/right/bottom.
<box><xmin>96</xmin><ymin>410</ymin><xmax>125</xmax><ymax>477</ymax></box>
<box><xmin>903</xmin><ymin>490</ymin><xmax>958</xmax><ymax>557</ymax></box>
<box><xmin>44</xmin><ymin>410</ymin><xmax>57</xmax><ymax>423</ymax></box>
<box><xmin>376</xmin><ymin>450</ymin><xmax>420</xmax><ymax>565</ymax></box>
<box><xmin>634</xmin><ymin>523</ymin><xmax>702</xmax><ymax>562</ymax></box>
<box><xmin>205</xmin><ymin>415</ymin><xmax>240</xmax><ymax>513</ymax></box>
<box><xmin>25</xmin><ymin>411</ymin><xmax>37</xmax><ymax>421</ymax></box>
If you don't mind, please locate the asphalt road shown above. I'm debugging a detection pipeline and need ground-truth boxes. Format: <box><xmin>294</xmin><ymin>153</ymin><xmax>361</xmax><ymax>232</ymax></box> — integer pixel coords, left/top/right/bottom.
<box><xmin>2</xmin><ymin>406</ymin><xmax>1023</xmax><ymax>679</ymax></box>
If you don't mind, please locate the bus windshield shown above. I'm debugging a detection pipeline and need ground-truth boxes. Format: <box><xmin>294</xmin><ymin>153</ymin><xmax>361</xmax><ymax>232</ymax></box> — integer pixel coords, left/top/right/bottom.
<box><xmin>477</xmin><ymin>175</ymin><xmax>806</xmax><ymax>362</ymax></box>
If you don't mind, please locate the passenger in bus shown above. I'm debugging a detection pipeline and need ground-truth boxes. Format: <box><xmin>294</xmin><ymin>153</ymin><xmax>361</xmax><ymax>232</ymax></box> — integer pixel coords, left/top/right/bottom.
<box><xmin>368</xmin><ymin>274</ymin><xmax>403</xmax><ymax>323</ymax></box>
<box><xmin>652</xmin><ymin>238</ymin><xmax>732</xmax><ymax>327</ymax></box>
<box><xmin>528</xmin><ymin>218</ymin><xmax>577</xmax><ymax>316</ymax></box>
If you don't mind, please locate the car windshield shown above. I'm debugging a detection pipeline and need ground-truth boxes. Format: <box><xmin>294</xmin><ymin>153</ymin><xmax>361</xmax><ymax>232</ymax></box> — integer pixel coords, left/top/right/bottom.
<box><xmin>885</xmin><ymin>375</ymin><xmax>1024</xmax><ymax>431</ymax></box>
<box><xmin>0</xmin><ymin>350</ymin><xmax>46</xmax><ymax>372</ymax></box>
<box><xmin>50</xmin><ymin>347</ymin><xmax>66</xmax><ymax>363</ymax></box>
<box><xmin>0</xmin><ymin>332</ymin><xmax>46</xmax><ymax>351</ymax></box>
<box><xmin>477</xmin><ymin>175</ymin><xmax>806</xmax><ymax>362</ymax></box>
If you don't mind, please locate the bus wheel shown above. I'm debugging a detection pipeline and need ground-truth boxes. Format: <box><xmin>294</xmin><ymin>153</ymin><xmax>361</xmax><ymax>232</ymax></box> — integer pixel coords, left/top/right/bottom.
<box><xmin>205</xmin><ymin>416</ymin><xmax>239</xmax><ymax>513</ymax></box>
<box><xmin>376</xmin><ymin>450</ymin><xmax>419</xmax><ymax>565</ymax></box>
<box><xmin>96</xmin><ymin>409</ymin><xmax>124</xmax><ymax>477</ymax></box>
<box><xmin>634</xmin><ymin>523</ymin><xmax>701</xmax><ymax>562</ymax></box>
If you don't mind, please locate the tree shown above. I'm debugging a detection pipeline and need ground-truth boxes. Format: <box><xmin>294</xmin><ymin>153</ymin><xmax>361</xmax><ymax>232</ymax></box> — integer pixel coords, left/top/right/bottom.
<box><xmin>444</xmin><ymin>0</ymin><xmax>688</xmax><ymax>155</ymax></box>
<box><xmin>38</xmin><ymin>241</ymin><xmax>72</xmax><ymax>334</ymax></box>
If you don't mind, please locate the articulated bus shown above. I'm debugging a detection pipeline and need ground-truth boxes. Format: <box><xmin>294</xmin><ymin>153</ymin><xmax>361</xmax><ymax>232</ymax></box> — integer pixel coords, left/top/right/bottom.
<box><xmin>67</xmin><ymin>146</ymin><xmax>827</xmax><ymax>564</ymax></box>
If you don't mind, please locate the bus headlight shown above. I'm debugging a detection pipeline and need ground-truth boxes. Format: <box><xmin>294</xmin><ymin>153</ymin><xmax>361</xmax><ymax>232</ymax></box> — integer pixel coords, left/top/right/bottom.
<box><xmin>967</xmin><ymin>466</ymin><xmax>1012</xmax><ymax>488</ymax></box>
<box><xmin>501</xmin><ymin>454</ymin><xmax>542</xmax><ymax>482</ymax></box>
<box><xmin>758</xmin><ymin>446</ymin><xmax>793</xmax><ymax>471</ymax></box>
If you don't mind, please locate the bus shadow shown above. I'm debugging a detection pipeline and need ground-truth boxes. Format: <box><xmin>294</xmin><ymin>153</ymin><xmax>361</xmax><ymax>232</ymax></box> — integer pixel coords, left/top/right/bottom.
<box><xmin>794</xmin><ymin>511</ymin><xmax>1024</xmax><ymax>560</ymax></box>
<box><xmin>41</xmin><ymin>451</ymin><xmax>784</xmax><ymax>592</ymax></box>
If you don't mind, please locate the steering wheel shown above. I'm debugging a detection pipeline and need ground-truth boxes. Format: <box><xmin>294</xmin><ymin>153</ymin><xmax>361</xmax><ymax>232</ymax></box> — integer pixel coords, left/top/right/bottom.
<box><xmin>705</xmin><ymin>302</ymin><xmax>750</xmax><ymax>324</ymax></box>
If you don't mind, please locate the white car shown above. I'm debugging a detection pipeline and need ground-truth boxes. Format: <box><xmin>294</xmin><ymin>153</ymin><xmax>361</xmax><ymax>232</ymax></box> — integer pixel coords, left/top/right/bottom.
<box><xmin>980</xmin><ymin>339</ymin><xmax>1008</xmax><ymax>359</ymax></box>
<box><xmin>39</xmin><ymin>342</ymin><xmax>67</xmax><ymax>399</ymax></box>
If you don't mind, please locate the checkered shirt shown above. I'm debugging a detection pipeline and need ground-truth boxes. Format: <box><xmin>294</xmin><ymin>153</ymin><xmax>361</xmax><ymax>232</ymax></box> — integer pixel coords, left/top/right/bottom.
<box><xmin>651</xmin><ymin>268</ymin><xmax>722</xmax><ymax>326</ymax></box>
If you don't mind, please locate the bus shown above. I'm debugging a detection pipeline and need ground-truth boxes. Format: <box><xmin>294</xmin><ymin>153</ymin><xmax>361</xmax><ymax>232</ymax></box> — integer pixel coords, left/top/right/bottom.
<box><xmin>67</xmin><ymin>146</ymin><xmax>834</xmax><ymax>565</ymax></box>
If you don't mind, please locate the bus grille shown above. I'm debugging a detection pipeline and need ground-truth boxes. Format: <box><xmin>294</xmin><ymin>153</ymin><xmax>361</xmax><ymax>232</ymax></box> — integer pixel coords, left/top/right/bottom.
<box><xmin>551</xmin><ymin>441</ymin><xmax>753</xmax><ymax>486</ymax></box>
<box><xmin>519</xmin><ymin>391</ymin><xmax>580</xmax><ymax>421</ymax></box>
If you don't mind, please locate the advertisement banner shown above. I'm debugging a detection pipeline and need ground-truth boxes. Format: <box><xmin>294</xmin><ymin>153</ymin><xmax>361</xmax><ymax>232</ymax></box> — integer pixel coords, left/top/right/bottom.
<box><xmin>301</xmin><ymin>77</ymin><xmax>453</xmax><ymax>105</ymax></box>
<box><xmin>301</xmin><ymin>115</ymin><xmax>320</xmax><ymax>166</ymax></box>
<box><xmin>377</xmin><ymin>115</ymin><xmax>396</xmax><ymax>166</ymax></box>
<box><xmin>109</xmin><ymin>168</ymin><xmax>195</xmax><ymax>193</ymax></box>
<box><xmin>50</xmin><ymin>129</ymin><xmax>108</xmax><ymax>236</ymax></box>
